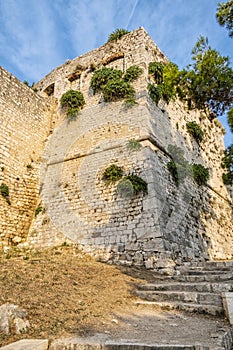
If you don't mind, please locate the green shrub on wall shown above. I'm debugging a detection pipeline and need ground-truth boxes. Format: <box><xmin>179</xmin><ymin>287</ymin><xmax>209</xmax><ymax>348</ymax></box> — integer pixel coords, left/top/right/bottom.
<box><xmin>192</xmin><ymin>164</ymin><xmax>210</xmax><ymax>185</ymax></box>
<box><xmin>107</xmin><ymin>29</ymin><xmax>130</xmax><ymax>42</ymax></box>
<box><xmin>90</xmin><ymin>67</ymin><xmax>123</xmax><ymax>93</ymax></box>
<box><xmin>102</xmin><ymin>164</ymin><xmax>124</xmax><ymax>185</ymax></box>
<box><xmin>103</xmin><ymin>80</ymin><xmax>135</xmax><ymax>102</ymax></box>
<box><xmin>123</xmin><ymin>65</ymin><xmax>143</xmax><ymax>82</ymax></box>
<box><xmin>117</xmin><ymin>175</ymin><xmax>148</xmax><ymax>197</ymax></box>
<box><xmin>90</xmin><ymin>65</ymin><xmax>142</xmax><ymax>104</ymax></box>
<box><xmin>127</xmin><ymin>139</ymin><xmax>142</xmax><ymax>151</ymax></box>
<box><xmin>35</xmin><ymin>205</ymin><xmax>43</xmax><ymax>217</ymax></box>
<box><xmin>186</xmin><ymin>121</ymin><xmax>204</xmax><ymax>143</ymax></box>
<box><xmin>60</xmin><ymin>90</ymin><xmax>85</xmax><ymax>118</ymax></box>
<box><xmin>148</xmin><ymin>62</ymin><xmax>164</xmax><ymax>84</ymax></box>
<box><xmin>167</xmin><ymin>144</ymin><xmax>209</xmax><ymax>186</ymax></box>
<box><xmin>148</xmin><ymin>61</ymin><xmax>180</xmax><ymax>105</ymax></box>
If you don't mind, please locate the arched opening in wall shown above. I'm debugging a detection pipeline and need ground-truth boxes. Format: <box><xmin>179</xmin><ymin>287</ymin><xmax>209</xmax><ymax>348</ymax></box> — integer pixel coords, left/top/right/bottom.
<box><xmin>103</xmin><ymin>52</ymin><xmax>125</xmax><ymax>71</ymax></box>
<box><xmin>43</xmin><ymin>83</ymin><xmax>55</xmax><ymax>96</ymax></box>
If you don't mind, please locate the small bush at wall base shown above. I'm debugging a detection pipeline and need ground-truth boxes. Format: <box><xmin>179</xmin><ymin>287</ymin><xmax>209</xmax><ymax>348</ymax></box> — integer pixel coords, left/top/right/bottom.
<box><xmin>192</xmin><ymin>164</ymin><xmax>210</xmax><ymax>186</ymax></box>
<box><xmin>102</xmin><ymin>164</ymin><xmax>124</xmax><ymax>185</ymax></box>
<box><xmin>60</xmin><ymin>90</ymin><xmax>85</xmax><ymax>118</ymax></box>
<box><xmin>107</xmin><ymin>29</ymin><xmax>130</xmax><ymax>42</ymax></box>
<box><xmin>0</xmin><ymin>183</ymin><xmax>11</xmax><ymax>205</ymax></box>
<box><xmin>186</xmin><ymin>121</ymin><xmax>204</xmax><ymax>143</ymax></box>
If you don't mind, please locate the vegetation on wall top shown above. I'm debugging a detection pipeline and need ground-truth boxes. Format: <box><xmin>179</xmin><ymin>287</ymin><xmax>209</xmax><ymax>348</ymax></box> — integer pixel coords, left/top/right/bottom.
<box><xmin>60</xmin><ymin>90</ymin><xmax>85</xmax><ymax>119</ymax></box>
<box><xmin>107</xmin><ymin>29</ymin><xmax>130</xmax><ymax>42</ymax></box>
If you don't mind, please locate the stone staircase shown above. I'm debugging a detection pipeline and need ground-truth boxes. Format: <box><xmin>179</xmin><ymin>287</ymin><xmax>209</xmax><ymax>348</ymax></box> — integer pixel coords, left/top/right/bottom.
<box><xmin>135</xmin><ymin>261</ymin><xmax>233</xmax><ymax>316</ymax></box>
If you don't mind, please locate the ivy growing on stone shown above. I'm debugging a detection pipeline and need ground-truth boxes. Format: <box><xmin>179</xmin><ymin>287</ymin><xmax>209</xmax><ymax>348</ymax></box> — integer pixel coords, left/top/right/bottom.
<box><xmin>60</xmin><ymin>90</ymin><xmax>85</xmax><ymax>118</ymax></box>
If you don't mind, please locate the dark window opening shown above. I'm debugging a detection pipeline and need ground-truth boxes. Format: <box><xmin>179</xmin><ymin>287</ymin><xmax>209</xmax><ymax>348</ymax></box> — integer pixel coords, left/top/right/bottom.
<box><xmin>43</xmin><ymin>83</ymin><xmax>55</xmax><ymax>96</ymax></box>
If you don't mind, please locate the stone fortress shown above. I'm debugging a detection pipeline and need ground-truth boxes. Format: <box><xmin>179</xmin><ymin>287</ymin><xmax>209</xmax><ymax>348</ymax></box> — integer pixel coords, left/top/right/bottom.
<box><xmin>0</xmin><ymin>27</ymin><xmax>232</xmax><ymax>271</ymax></box>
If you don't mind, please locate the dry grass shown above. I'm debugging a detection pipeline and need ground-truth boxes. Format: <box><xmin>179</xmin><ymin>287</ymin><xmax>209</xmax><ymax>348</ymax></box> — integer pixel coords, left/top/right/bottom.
<box><xmin>0</xmin><ymin>245</ymin><xmax>142</xmax><ymax>346</ymax></box>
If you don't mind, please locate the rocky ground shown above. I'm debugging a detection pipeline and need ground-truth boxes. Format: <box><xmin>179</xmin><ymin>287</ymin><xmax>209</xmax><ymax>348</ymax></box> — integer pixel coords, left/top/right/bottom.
<box><xmin>0</xmin><ymin>245</ymin><xmax>231</xmax><ymax>349</ymax></box>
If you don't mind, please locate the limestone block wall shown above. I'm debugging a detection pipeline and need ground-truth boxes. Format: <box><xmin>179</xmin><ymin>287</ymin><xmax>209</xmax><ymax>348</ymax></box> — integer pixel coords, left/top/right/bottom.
<box><xmin>0</xmin><ymin>67</ymin><xmax>53</xmax><ymax>246</ymax></box>
<box><xmin>27</xmin><ymin>98</ymin><xmax>233</xmax><ymax>267</ymax></box>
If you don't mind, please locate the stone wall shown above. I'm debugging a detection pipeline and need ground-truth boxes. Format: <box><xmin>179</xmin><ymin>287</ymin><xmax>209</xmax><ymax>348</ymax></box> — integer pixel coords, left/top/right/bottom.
<box><xmin>0</xmin><ymin>28</ymin><xmax>232</xmax><ymax>269</ymax></box>
<box><xmin>27</xmin><ymin>96</ymin><xmax>233</xmax><ymax>268</ymax></box>
<box><xmin>0</xmin><ymin>66</ymin><xmax>53</xmax><ymax>246</ymax></box>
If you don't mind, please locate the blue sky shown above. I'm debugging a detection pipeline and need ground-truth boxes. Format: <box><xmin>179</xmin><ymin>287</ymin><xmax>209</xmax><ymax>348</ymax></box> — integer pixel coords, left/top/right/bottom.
<box><xmin>0</xmin><ymin>0</ymin><xmax>232</xmax><ymax>146</ymax></box>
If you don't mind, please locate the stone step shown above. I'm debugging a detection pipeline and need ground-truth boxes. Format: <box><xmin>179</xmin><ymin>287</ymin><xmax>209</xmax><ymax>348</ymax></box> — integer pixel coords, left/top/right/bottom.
<box><xmin>174</xmin><ymin>273</ymin><xmax>233</xmax><ymax>283</ymax></box>
<box><xmin>137</xmin><ymin>282</ymin><xmax>233</xmax><ymax>293</ymax></box>
<box><xmin>50</xmin><ymin>340</ymin><xmax>209</xmax><ymax>349</ymax></box>
<box><xmin>134</xmin><ymin>300</ymin><xmax>224</xmax><ymax>317</ymax></box>
<box><xmin>177</xmin><ymin>262</ymin><xmax>233</xmax><ymax>271</ymax></box>
<box><xmin>136</xmin><ymin>291</ymin><xmax>223</xmax><ymax>306</ymax></box>
<box><xmin>178</xmin><ymin>270</ymin><xmax>233</xmax><ymax>276</ymax></box>
<box><xmin>0</xmin><ymin>339</ymin><xmax>48</xmax><ymax>350</ymax></box>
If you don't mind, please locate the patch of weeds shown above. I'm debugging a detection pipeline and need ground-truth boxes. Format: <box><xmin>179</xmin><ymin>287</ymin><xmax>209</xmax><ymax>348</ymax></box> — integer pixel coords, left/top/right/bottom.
<box><xmin>103</xmin><ymin>79</ymin><xmax>135</xmax><ymax>102</ymax></box>
<box><xmin>117</xmin><ymin>178</ymin><xmax>134</xmax><ymax>198</ymax></box>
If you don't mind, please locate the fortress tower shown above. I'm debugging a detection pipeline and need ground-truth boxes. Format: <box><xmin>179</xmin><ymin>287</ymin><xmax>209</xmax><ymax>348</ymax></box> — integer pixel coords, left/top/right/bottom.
<box><xmin>0</xmin><ymin>28</ymin><xmax>232</xmax><ymax>270</ymax></box>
